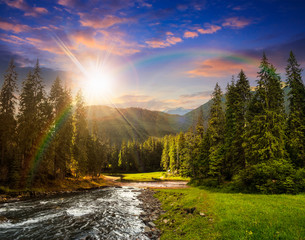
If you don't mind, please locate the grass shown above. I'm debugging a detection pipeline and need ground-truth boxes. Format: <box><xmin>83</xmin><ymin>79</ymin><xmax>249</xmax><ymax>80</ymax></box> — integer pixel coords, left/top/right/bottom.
<box><xmin>104</xmin><ymin>171</ymin><xmax>190</xmax><ymax>182</ymax></box>
<box><xmin>154</xmin><ymin>187</ymin><xmax>305</xmax><ymax>240</ymax></box>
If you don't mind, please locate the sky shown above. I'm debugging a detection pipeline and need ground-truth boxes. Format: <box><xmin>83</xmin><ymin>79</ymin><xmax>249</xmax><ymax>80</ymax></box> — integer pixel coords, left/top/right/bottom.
<box><xmin>0</xmin><ymin>0</ymin><xmax>305</xmax><ymax>111</ymax></box>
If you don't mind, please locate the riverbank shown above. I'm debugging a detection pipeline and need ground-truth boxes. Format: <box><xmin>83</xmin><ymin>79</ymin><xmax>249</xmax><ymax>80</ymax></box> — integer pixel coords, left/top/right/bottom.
<box><xmin>0</xmin><ymin>176</ymin><xmax>118</xmax><ymax>203</ymax></box>
<box><xmin>153</xmin><ymin>187</ymin><xmax>305</xmax><ymax>239</ymax></box>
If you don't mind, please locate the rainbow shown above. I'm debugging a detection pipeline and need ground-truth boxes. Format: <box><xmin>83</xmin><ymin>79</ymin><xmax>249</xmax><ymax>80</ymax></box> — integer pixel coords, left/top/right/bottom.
<box><xmin>119</xmin><ymin>48</ymin><xmax>260</xmax><ymax>74</ymax></box>
<box><xmin>26</xmin><ymin>103</ymin><xmax>73</xmax><ymax>185</ymax></box>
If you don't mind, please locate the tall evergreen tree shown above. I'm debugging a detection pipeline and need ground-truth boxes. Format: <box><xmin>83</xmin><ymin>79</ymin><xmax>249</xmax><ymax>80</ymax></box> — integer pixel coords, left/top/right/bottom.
<box><xmin>0</xmin><ymin>59</ymin><xmax>18</xmax><ymax>184</ymax></box>
<box><xmin>223</xmin><ymin>71</ymin><xmax>251</xmax><ymax>179</ymax></box>
<box><xmin>223</xmin><ymin>79</ymin><xmax>238</xmax><ymax>179</ymax></box>
<box><xmin>17</xmin><ymin>61</ymin><xmax>46</xmax><ymax>185</ymax></box>
<box><xmin>286</xmin><ymin>51</ymin><xmax>305</xmax><ymax>167</ymax></box>
<box><xmin>73</xmin><ymin>90</ymin><xmax>89</xmax><ymax>176</ymax></box>
<box><xmin>161</xmin><ymin>135</ymin><xmax>170</xmax><ymax>171</ymax></box>
<box><xmin>206</xmin><ymin>83</ymin><xmax>225</xmax><ymax>180</ymax></box>
<box><xmin>48</xmin><ymin>77</ymin><xmax>73</xmax><ymax>178</ymax></box>
<box><xmin>244</xmin><ymin>53</ymin><xmax>287</xmax><ymax>165</ymax></box>
<box><xmin>169</xmin><ymin>136</ymin><xmax>177</xmax><ymax>174</ymax></box>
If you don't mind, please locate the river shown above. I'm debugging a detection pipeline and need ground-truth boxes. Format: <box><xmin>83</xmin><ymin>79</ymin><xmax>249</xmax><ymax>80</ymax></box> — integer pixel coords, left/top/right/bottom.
<box><xmin>0</xmin><ymin>186</ymin><xmax>149</xmax><ymax>240</ymax></box>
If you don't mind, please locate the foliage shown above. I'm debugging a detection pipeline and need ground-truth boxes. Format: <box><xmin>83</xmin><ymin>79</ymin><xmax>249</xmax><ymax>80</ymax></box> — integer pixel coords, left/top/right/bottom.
<box><xmin>0</xmin><ymin>59</ymin><xmax>18</xmax><ymax>186</ymax></box>
<box><xmin>159</xmin><ymin>52</ymin><xmax>304</xmax><ymax>194</ymax></box>
<box><xmin>286</xmin><ymin>51</ymin><xmax>305</xmax><ymax>168</ymax></box>
<box><xmin>234</xmin><ymin>159</ymin><xmax>296</xmax><ymax>194</ymax></box>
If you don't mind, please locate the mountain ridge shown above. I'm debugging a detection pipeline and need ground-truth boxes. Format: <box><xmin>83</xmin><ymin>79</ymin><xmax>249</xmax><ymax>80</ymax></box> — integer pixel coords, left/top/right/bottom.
<box><xmin>87</xmin><ymin>87</ymin><xmax>290</xmax><ymax>144</ymax></box>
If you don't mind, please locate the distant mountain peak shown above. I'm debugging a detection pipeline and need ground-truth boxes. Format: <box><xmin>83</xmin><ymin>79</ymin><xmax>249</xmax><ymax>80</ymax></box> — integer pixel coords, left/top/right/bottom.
<box><xmin>164</xmin><ymin>107</ymin><xmax>192</xmax><ymax>115</ymax></box>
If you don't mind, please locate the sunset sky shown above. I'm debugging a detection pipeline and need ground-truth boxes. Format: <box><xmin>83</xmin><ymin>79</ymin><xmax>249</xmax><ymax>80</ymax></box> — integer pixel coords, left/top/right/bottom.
<box><xmin>0</xmin><ymin>0</ymin><xmax>305</xmax><ymax>111</ymax></box>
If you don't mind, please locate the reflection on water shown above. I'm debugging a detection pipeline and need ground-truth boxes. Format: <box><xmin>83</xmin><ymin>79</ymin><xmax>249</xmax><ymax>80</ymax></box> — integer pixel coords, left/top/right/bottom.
<box><xmin>0</xmin><ymin>187</ymin><xmax>149</xmax><ymax>240</ymax></box>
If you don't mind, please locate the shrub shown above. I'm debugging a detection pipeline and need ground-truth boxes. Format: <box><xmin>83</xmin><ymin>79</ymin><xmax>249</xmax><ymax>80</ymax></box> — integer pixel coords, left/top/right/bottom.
<box><xmin>234</xmin><ymin>159</ymin><xmax>297</xmax><ymax>194</ymax></box>
<box><xmin>294</xmin><ymin>168</ymin><xmax>305</xmax><ymax>192</ymax></box>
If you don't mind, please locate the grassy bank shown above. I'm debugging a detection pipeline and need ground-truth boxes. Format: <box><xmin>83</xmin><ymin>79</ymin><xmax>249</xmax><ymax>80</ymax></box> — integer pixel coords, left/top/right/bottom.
<box><xmin>154</xmin><ymin>188</ymin><xmax>305</xmax><ymax>240</ymax></box>
<box><xmin>0</xmin><ymin>176</ymin><xmax>114</xmax><ymax>202</ymax></box>
<box><xmin>104</xmin><ymin>171</ymin><xmax>190</xmax><ymax>182</ymax></box>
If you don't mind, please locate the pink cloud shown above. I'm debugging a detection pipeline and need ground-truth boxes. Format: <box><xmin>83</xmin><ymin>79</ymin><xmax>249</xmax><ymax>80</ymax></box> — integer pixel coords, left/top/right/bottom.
<box><xmin>79</xmin><ymin>14</ymin><xmax>126</xmax><ymax>29</ymax></box>
<box><xmin>183</xmin><ymin>31</ymin><xmax>199</xmax><ymax>39</ymax></box>
<box><xmin>71</xmin><ymin>30</ymin><xmax>140</xmax><ymax>55</ymax></box>
<box><xmin>4</xmin><ymin>0</ymin><xmax>48</xmax><ymax>17</ymax></box>
<box><xmin>198</xmin><ymin>24</ymin><xmax>221</xmax><ymax>34</ymax></box>
<box><xmin>0</xmin><ymin>34</ymin><xmax>63</xmax><ymax>55</ymax></box>
<box><xmin>166</xmin><ymin>36</ymin><xmax>183</xmax><ymax>45</ymax></box>
<box><xmin>33</xmin><ymin>7</ymin><xmax>48</xmax><ymax>14</ymax></box>
<box><xmin>24</xmin><ymin>37</ymin><xmax>64</xmax><ymax>54</ymax></box>
<box><xmin>146</xmin><ymin>34</ymin><xmax>182</xmax><ymax>48</ymax></box>
<box><xmin>0</xmin><ymin>21</ymin><xmax>30</xmax><ymax>33</ymax></box>
<box><xmin>0</xmin><ymin>34</ymin><xmax>26</xmax><ymax>44</ymax></box>
<box><xmin>57</xmin><ymin>0</ymin><xmax>73</xmax><ymax>7</ymax></box>
<box><xmin>187</xmin><ymin>57</ymin><xmax>257</xmax><ymax>78</ymax></box>
<box><xmin>222</xmin><ymin>17</ymin><xmax>251</xmax><ymax>29</ymax></box>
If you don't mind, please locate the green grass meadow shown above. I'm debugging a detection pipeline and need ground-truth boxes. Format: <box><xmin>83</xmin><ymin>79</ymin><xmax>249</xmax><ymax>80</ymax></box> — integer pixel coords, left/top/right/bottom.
<box><xmin>104</xmin><ymin>171</ymin><xmax>190</xmax><ymax>181</ymax></box>
<box><xmin>155</xmin><ymin>188</ymin><xmax>305</xmax><ymax>240</ymax></box>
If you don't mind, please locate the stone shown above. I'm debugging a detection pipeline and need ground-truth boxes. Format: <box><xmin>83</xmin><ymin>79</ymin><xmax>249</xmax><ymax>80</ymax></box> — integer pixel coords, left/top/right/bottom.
<box><xmin>199</xmin><ymin>212</ymin><xmax>206</xmax><ymax>216</ymax></box>
<box><xmin>148</xmin><ymin>221</ymin><xmax>156</xmax><ymax>227</ymax></box>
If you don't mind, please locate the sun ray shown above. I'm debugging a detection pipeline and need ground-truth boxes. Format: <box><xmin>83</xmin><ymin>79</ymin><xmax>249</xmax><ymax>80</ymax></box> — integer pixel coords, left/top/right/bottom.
<box><xmin>52</xmin><ymin>35</ymin><xmax>146</xmax><ymax>141</ymax></box>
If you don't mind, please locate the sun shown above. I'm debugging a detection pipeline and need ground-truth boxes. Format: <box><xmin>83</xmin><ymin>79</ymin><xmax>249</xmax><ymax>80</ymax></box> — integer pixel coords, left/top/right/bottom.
<box><xmin>83</xmin><ymin>64</ymin><xmax>115</xmax><ymax>102</ymax></box>
<box><xmin>86</xmin><ymin>69</ymin><xmax>112</xmax><ymax>95</ymax></box>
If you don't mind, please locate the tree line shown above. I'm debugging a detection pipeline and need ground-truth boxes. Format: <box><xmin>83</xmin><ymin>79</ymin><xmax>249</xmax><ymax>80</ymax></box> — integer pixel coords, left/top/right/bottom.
<box><xmin>160</xmin><ymin>52</ymin><xmax>305</xmax><ymax>193</ymax></box>
<box><xmin>1</xmin><ymin>51</ymin><xmax>305</xmax><ymax>193</ymax></box>
<box><xmin>0</xmin><ymin>60</ymin><xmax>110</xmax><ymax>188</ymax></box>
<box><xmin>0</xmin><ymin>60</ymin><xmax>164</xmax><ymax>188</ymax></box>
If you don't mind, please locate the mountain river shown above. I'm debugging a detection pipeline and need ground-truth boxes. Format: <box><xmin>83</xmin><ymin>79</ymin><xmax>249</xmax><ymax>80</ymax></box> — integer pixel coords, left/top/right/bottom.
<box><xmin>0</xmin><ymin>186</ymin><xmax>149</xmax><ymax>240</ymax></box>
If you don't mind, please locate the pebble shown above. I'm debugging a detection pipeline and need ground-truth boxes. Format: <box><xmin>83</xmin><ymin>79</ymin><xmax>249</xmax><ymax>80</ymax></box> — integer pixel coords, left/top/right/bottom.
<box><xmin>137</xmin><ymin>189</ymin><xmax>165</xmax><ymax>240</ymax></box>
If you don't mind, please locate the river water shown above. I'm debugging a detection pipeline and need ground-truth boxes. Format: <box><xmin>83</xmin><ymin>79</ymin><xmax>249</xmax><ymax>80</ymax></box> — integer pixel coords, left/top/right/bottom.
<box><xmin>0</xmin><ymin>187</ymin><xmax>149</xmax><ymax>240</ymax></box>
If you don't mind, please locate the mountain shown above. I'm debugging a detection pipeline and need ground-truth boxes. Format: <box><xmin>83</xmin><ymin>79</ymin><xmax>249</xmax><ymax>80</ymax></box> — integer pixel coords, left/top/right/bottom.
<box><xmin>86</xmin><ymin>106</ymin><xmax>191</xmax><ymax>145</ymax></box>
<box><xmin>87</xmin><ymin>87</ymin><xmax>290</xmax><ymax>145</ymax></box>
<box><xmin>164</xmin><ymin>107</ymin><xmax>192</xmax><ymax>115</ymax></box>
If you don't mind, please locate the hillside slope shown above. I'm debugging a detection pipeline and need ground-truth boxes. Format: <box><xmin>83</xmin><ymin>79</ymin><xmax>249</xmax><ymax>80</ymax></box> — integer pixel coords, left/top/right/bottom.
<box><xmin>87</xmin><ymin>87</ymin><xmax>290</xmax><ymax>144</ymax></box>
<box><xmin>87</xmin><ymin>106</ymin><xmax>191</xmax><ymax>144</ymax></box>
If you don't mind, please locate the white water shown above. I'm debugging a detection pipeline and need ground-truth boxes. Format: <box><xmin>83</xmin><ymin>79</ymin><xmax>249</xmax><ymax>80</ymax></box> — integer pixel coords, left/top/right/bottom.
<box><xmin>0</xmin><ymin>187</ymin><xmax>149</xmax><ymax>240</ymax></box>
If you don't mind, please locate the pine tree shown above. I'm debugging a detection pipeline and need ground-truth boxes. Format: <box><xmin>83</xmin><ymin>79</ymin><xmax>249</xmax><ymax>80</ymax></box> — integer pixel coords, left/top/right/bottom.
<box><xmin>73</xmin><ymin>90</ymin><xmax>89</xmax><ymax>176</ymax></box>
<box><xmin>49</xmin><ymin>77</ymin><xmax>73</xmax><ymax>179</ymax></box>
<box><xmin>286</xmin><ymin>51</ymin><xmax>305</xmax><ymax>167</ymax></box>
<box><xmin>223</xmin><ymin>78</ymin><xmax>237</xmax><ymax>179</ymax></box>
<box><xmin>207</xmin><ymin>83</ymin><xmax>225</xmax><ymax>181</ymax></box>
<box><xmin>223</xmin><ymin>71</ymin><xmax>251</xmax><ymax>179</ymax></box>
<box><xmin>244</xmin><ymin>53</ymin><xmax>287</xmax><ymax>165</ymax></box>
<box><xmin>196</xmin><ymin>107</ymin><xmax>204</xmax><ymax>138</ymax></box>
<box><xmin>17</xmin><ymin>61</ymin><xmax>46</xmax><ymax>185</ymax></box>
<box><xmin>161</xmin><ymin>135</ymin><xmax>170</xmax><ymax>171</ymax></box>
<box><xmin>234</xmin><ymin>70</ymin><xmax>251</xmax><ymax>167</ymax></box>
<box><xmin>169</xmin><ymin>136</ymin><xmax>177</xmax><ymax>174</ymax></box>
<box><xmin>0</xmin><ymin>59</ymin><xmax>18</xmax><ymax>184</ymax></box>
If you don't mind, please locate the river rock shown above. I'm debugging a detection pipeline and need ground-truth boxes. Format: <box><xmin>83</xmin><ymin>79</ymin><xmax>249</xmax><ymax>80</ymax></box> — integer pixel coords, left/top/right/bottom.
<box><xmin>148</xmin><ymin>221</ymin><xmax>156</xmax><ymax>227</ymax></box>
<box><xmin>137</xmin><ymin>189</ymin><xmax>164</xmax><ymax>240</ymax></box>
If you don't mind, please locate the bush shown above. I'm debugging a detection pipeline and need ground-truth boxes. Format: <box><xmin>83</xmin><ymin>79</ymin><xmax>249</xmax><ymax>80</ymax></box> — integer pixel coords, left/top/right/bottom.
<box><xmin>294</xmin><ymin>168</ymin><xmax>305</xmax><ymax>192</ymax></box>
<box><xmin>234</xmin><ymin>159</ymin><xmax>297</xmax><ymax>194</ymax></box>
